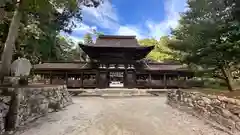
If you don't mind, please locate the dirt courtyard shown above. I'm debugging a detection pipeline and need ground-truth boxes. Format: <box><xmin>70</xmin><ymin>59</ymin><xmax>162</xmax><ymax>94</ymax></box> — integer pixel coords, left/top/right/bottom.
<box><xmin>15</xmin><ymin>96</ymin><xmax>230</xmax><ymax>135</ymax></box>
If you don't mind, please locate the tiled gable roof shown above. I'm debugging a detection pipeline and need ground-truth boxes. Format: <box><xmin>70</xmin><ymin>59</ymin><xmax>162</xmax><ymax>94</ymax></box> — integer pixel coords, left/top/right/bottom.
<box><xmin>33</xmin><ymin>63</ymin><xmax>88</xmax><ymax>70</ymax></box>
<box><xmin>87</xmin><ymin>35</ymin><xmax>141</xmax><ymax>47</ymax></box>
<box><xmin>33</xmin><ymin>62</ymin><xmax>189</xmax><ymax>71</ymax></box>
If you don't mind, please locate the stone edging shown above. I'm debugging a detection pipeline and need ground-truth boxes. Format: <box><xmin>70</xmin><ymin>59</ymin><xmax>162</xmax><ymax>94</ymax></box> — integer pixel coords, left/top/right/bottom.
<box><xmin>167</xmin><ymin>89</ymin><xmax>240</xmax><ymax>133</ymax></box>
<box><xmin>0</xmin><ymin>85</ymin><xmax>72</xmax><ymax>134</ymax></box>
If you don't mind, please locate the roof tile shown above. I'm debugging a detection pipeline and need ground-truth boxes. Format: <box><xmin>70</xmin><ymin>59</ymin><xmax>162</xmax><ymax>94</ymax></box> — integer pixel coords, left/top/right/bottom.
<box><xmin>33</xmin><ymin>63</ymin><xmax>88</xmax><ymax>70</ymax></box>
<box><xmin>92</xmin><ymin>35</ymin><xmax>140</xmax><ymax>47</ymax></box>
<box><xmin>33</xmin><ymin>62</ymin><xmax>188</xmax><ymax>71</ymax></box>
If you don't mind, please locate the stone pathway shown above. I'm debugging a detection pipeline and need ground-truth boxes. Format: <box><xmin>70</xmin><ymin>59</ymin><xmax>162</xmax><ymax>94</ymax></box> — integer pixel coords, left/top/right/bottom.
<box><xmin>15</xmin><ymin>97</ymin><xmax>231</xmax><ymax>135</ymax></box>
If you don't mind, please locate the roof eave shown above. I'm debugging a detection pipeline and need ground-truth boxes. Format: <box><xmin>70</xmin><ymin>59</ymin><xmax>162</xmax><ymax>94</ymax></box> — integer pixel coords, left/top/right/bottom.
<box><xmin>79</xmin><ymin>43</ymin><xmax>154</xmax><ymax>49</ymax></box>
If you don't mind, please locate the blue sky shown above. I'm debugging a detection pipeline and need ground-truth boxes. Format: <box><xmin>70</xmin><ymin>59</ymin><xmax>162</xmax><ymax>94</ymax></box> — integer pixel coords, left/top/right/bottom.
<box><xmin>64</xmin><ymin>0</ymin><xmax>188</xmax><ymax>44</ymax></box>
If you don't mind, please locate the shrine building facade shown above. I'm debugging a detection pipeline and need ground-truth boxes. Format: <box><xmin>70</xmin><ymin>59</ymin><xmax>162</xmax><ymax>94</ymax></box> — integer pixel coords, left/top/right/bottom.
<box><xmin>33</xmin><ymin>35</ymin><xmax>194</xmax><ymax>89</ymax></box>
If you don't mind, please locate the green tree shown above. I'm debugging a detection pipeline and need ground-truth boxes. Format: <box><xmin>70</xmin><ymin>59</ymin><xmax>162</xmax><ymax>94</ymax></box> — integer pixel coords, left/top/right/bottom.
<box><xmin>84</xmin><ymin>33</ymin><xmax>93</xmax><ymax>44</ymax></box>
<box><xmin>231</xmin><ymin>0</ymin><xmax>240</xmax><ymax>21</ymax></box>
<box><xmin>82</xmin><ymin>33</ymin><xmax>93</xmax><ymax>61</ymax></box>
<box><xmin>139</xmin><ymin>36</ymin><xmax>173</xmax><ymax>62</ymax></box>
<box><xmin>169</xmin><ymin>0</ymin><xmax>240</xmax><ymax>91</ymax></box>
<box><xmin>93</xmin><ymin>29</ymin><xmax>104</xmax><ymax>37</ymax></box>
<box><xmin>0</xmin><ymin>0</ymin><xmax>103</xmax><ymax>80</ymax></box>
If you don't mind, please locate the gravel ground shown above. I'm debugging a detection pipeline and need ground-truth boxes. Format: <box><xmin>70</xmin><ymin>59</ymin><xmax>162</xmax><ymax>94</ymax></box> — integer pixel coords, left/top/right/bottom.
<box><xmin>15</xmin><ymin>97</ymin><xmax>230</xmax><ymax>135</ymax></box>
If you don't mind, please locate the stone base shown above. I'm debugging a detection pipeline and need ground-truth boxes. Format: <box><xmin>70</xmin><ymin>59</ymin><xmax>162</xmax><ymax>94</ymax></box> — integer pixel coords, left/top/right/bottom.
<box><xmin>1</xmin><ymin>77</ymin><xmax>14</xmax><ymax>87</ymax></box>
<box><xmin>0</xmin><ymin>85</ymin><xmax>72</xmax><ymax>133</ymax></box>
<box><xmin>167</xmin><ymin>89</ymin><xmax>240</xmax><ymax>133</ymax></box>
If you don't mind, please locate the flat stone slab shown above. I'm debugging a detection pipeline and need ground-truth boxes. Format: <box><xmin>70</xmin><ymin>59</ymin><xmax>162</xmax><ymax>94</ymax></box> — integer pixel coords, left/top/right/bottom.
<box><xmin>67</xmin><ymin>88</ymin><xmax>169</xmax><ymax>92</ymax></box>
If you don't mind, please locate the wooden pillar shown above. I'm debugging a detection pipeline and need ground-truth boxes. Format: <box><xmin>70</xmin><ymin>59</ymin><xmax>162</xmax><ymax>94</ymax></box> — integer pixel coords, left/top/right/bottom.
<box><xmin>98</xmin><ymin>71</ymin><xmax>107</xmax><ymax>88</ymax></box>
<box><xmin>163</xmin><ymin>73</ymin><xmax>166</xmax><ymax>89</ymax></box>
<box><xmin>148</xmin><ymin>73</ymin><xmax>152</xmax><ymax>88</ymax></box>
<box><xmin>81</xmin><ymin>72</ymin><xmax>83</xmax><ymax>88</ymax></box>
<box><xmin>65</xmin><ymin>72</ymin><xmax>68</xmax><ymax>86</ymax></box>
<box><xmin>126</xmin><ymin>70</ymin><xmax>136</xmax><ymax>88</ymax></box>
<box><xmin>132</xmin><ymin>71</ymin><xmax>136</xmax><ymax>88</ymax></box>
<box><xmin>43</xmin><ymin>74</ymin><xmax>46</xmax><ymax>84</ymax></box>
<box><xmin>124</xmin><ymin>64</ymin><xmax>128</xmax><ymax>87</ymax></box>
<box><xmin>50</xmin><ymin>72</ymin><xmax>52</xmax><ymax>84</ymax></box>
<box><xmin>96</xmin><ymin>70</ymin><xmax>99</xmax><ymax>87</ymax></box>
<box><xmin>177</xmin><ymin>73</ymin><xmax>180</xmax><ymax>88</ymax></box>
<box><xmin>107</xmin><ymin>63</ymin><xmax>109</xmax><ymax>87</ymax></box>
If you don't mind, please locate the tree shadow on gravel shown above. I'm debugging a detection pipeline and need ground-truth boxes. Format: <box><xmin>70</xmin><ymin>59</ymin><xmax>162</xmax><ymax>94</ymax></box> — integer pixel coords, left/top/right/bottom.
<box><xmin>166</xmin><ymin>101</ymin><xmax>234</xmax><ymax>135</ymax></box>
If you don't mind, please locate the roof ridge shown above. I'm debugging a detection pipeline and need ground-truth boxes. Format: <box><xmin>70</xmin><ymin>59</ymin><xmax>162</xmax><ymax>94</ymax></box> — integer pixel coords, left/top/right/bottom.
<box><xmin>98</xmin><ymin>35</ymin><xmax>136</xmax><ymax>39</ymax></box>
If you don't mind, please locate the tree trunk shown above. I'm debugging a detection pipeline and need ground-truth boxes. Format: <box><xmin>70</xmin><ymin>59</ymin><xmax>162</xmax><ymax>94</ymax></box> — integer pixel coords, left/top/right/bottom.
<box><xmin>220</xmin><ymin>66</ymin><xmax>235</xmax><ymax>92</ymax></box>
<box><xmin>0</xmin><ymin>1</ymin><xmax>22</xmax><ymax>82</ymax></box>
<box><xmin>0</xmin><ymin>8</ymin><xmax>5</xmax><ymax>22</ymax></box>
<box><xmin>5</xmin><ymin>87</ymin><xmax>21</xmax><ymax>131</ymax></box>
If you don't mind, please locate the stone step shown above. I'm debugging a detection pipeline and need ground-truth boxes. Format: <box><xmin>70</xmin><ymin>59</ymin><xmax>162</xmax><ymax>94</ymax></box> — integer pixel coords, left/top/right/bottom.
<box><xmin>79</xmin><ymin>91</ymin><xmax>153</xmax><ymax>97</ymax></box>
<box><xmin>68</xmin><ymin>88</ymin><xmax>168</xmax><ymax>96</ymax></box>
<box><xmin>101</xmin><ymin>93</ymin><xmax>153</xmax><ymax>97</ymax></box>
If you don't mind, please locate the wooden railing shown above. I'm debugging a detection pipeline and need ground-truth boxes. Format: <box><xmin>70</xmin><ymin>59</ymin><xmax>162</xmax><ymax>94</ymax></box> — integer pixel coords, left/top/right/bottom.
<box><xmin>52</xmin><ymin>79</ymin><xmax>65</xmax><ymax>85</ymax></box>
<box><xmin>67</xmin><ymin>80</ymin><xmax>82</xmax><ymax>88</ymax></box>
<box><xmin>151</xmin><ymin>80</ymin><xmax>165</xmax><ymax>88</ymax></box>
<box><xmin>83</xmin><ymin>79</ymin><xmax>96</xmax><ymax>88</ymax></box>
<box><xmin>34</xmin><ymin>77</ymin><xmax>203</xmax><ymax>89</ymax></box>
<box><xmin>136</xmin><ymin>79</ymin><xmax>199</xmax><ymax>88</ymax></box>
<box><xmin>136</xmin><ymin>80</ymin><xmax>149</xmax><ymax>88</ymax></box>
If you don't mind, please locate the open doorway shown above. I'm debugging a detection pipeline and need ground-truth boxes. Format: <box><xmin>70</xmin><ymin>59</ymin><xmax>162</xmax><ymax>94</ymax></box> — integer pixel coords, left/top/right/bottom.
<box><xmin>109</xmin><ymin>72</ymin><xmax>124</xmax><ymax>88</ymax></box>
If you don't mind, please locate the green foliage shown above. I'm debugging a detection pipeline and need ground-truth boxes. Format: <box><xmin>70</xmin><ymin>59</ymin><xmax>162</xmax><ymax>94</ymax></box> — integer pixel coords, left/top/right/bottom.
<box><xmin>139</xmin><ymin>36</ymin><xmax>173</xmax><ymax>61</ymax></box>
<box><xmin>169</xmin><ymin>0</ymin><xmax>240</xmax><ymax>91</ymax></box>
<box><xmin>84</xmin><ymin>33</ymin><xmax>93</xmax><ymax>44</ymax></box>
<box><xmin>170</xmin><ymin>0</ymin><xmax>240</xmax><ymax>66</ymax></box>
<box><xmin>0</xmin><ymin>0</ymin><xmax>104</xmax><ymax>64</ymax></box>
<box><xmin>92</xmin><ymin>29</ymin><xmax>104</xmax><ymax>37</ymax></box>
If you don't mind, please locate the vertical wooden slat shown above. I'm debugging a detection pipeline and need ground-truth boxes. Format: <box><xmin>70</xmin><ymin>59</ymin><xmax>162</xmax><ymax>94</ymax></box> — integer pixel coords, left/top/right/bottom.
<box><xmin>124</xmin><ymin>64</ymin><xmax>128</xmax><ymax>87</ymax></box>
<box><xmin>50</xmin><ymin>72</ymin><xmax>52</xmax><ymax>84</ymax></box>
<box><xmin>81</xmin><ymin>72</ymin><xmax>83</xmax><ymax>88</ymax></box>
<box><xmin>96</xmin><ymin>70</ymin><xmax>99</xmax><ymax>87</ymax></box>
<box><xmin>65</xmin><ymin>72</ymin><xmax>68</xmax><ymax>86</ymax></box>
<box><xmin>43</xmin><ymin>74</ymin><xmax>46</xmax><ymax>84</ymax></box>
<box><xmin>163</xmin><ymin>73</ymin><xmax>166</xmax><ymax>89</ymax></box>
<box><xmin>177</xmin><ymin>73</ymin><xmax>180</xmax><ymax>88</ymax></box>
<box><xmin>148</xmin><ymin>73</ymin><xmax>152</xmax><ymax>88</ymax></box>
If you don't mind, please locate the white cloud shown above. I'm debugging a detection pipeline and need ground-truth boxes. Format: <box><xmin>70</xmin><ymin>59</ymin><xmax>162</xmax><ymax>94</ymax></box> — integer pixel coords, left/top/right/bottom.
<box><xmin>146</xmin><ymin>0</ymin><xmax>187</xmax><ymax>39</ymax></box>
<box><xmin>116</xmin><ymin>26</ymin><xmax>146</xmax><ymax>39</ymax></box>
<box><xmin>73</xmin><ymin>22</ymin><xmax>97</xmax><ymax>34</ymax></box>
<box><xmin>81</xmin><ymin>0</ymin><xmax>119</xmax><ymax>29</ymax></box>
<box><xmin>64</xmin><ymin>0</ymin><xmax>119</xmax><ymax>40</ymax></box>
<box><xmin>60</xmin><ymin>32</ymin><xmax>84</xmax><ymax>48</ymax></box>
<box><xmin>115</xmin><ymin>0</ymin><xmax>187</xmax><ymax>39</ymax></box>
<box><xmin>71</xmin><ymin>0</ymin><xmax>187</xmax><ymax>40</ymax></box>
